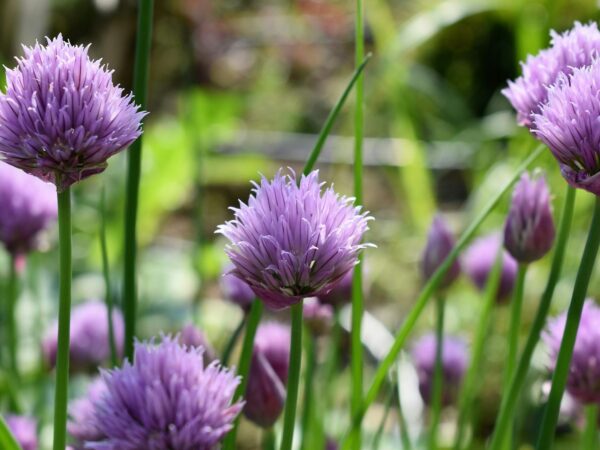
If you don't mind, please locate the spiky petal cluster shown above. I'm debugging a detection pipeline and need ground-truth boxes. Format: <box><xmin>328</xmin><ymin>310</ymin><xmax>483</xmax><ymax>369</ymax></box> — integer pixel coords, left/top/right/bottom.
<box><xmin>42</xmin><ymin>300</ymin><xmax>124</xmax><ymax>372</ymax></box>
<box><xmin>68</xmin><ymin>378</ymin><xmax>108</xmax><ymax>449</ymax></box>
<box><xmin>543</xmin><ymin>300</ymin><xmax>600</xmax><ymax>404</ymax></box>
<box><xmin>504</xmin><ymin>173</ymin><xmax>555</xmax><ymax>262</ymax></box>
<box><xmin>76</xmin><ymin>336</ymin><xmax>242</xmax><ymax>450</ymax></box>
<box><xmin>503</xmin><ymin>22</ymin><xmax>600</xmax><ymax>127</ymax></box>
<box><xmin>0</xmin><ymin>162</ymin><xmax>57</xmax><ymax>256</ymax></box>
<box><xmin>244</xmin><ymin>322</ymin><xmax>291</xmax><ymax>428</ymax></box>
<box><xmin>220</xmin><ymin>264</ymin><xmax>255</xmax><ymax>311</ymax></box>
<box><xmin>464</xmin><ymin>234</ymin><xmax>518</xmax><ymax>302</ymax></box>
<box><xmin>0</xmin><ymin>35</ymin><xmax>145</xmax><ymax>191</ymax></box>
<box><xmin>178</xmin><ymin>323</ymin><xmax>216</xmax><ymax>364</ymax></box>
<box><xmin>532</xmin><ymin>59</ymin><xmax>600</xmax><ymax>196</ymax></box>
<box><xmin>217</xmin><ymin>170</ymin><xmax>373</xmax><ymax>310</ymax></box>
<box><xmin>421</xmin><ymin>215</ymin><xmax>460</xmax><ymax>288</ymax></box>
<box><xmin>4</xmin><ymin>415</ymin><xmax>38</xmax><ymax>450</ymax></box>
<box><xmin>411</xmin><ymin>334</ymin><xmax>468</xmax><ymax>406</ymax></box>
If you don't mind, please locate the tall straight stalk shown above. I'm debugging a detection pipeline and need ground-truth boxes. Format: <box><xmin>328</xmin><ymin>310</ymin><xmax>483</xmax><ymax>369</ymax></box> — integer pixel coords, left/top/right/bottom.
<box><xmin>583</xmin><ymin>404</ymin><xmax>598</xmax><ymax>450</ymax></box>
<box><xmin>52</xmin><ymin>187</ymin><xmax>72</xmax><ymax>450</ymax></box>
<box><xmin>429</xmin><ymin>296</ymin><xmax>445</xmax><ymax>450</ymax></box>
<box><xmin>301</xmin><ymin>332</ymin><xmax>317</xmax><ymax>450</ymax></box>
<box><xmin>100</xmin><ymin>188</ymin><xmax>117</xmax><ymax>367</ymax></box>
<box><xmin>280</xmin><ymin>302</ymin><xmax>304</xmax><ymax>450</ymax></box>
<box><xmin>122</xmin><ymin>0</ymin><xmax>154</xmax><ymax>361</ymax></box>
<box><xmin>536</xmin><ymin>197</ymin><xmax>600</xmax><ymax>450</ymax></box>
<box><xmin>6</xmin><ymin>255</ymin><xmax>18</xmax><ymax>376</ymax></box>
<box><xmin>488</xmin><ymin>185</ymin><xmax>575</xmax><ymax>450</ymax></box>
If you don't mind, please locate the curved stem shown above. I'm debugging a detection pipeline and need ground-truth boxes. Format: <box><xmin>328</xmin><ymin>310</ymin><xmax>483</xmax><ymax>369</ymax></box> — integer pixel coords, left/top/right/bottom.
<box><xmin>222</xmin><ymin>315</ymin><xmax>246</xmax><ymax>367</ymax></box>
<box><xmin>6</xmin><ymin>255</ymin><xmax>18</xmax><ymax>376</ymax></box>
<box><xmin>100</xmin><ymin>187</ymin><xmax>117</xmax><ymax>367</ymax></box>
<box><xmin>52</xmin><ymin>187</ymin><xmax>72</xmax><ymax>450</ymax></box>
<box><xmin>536</xmin><ymin>196</ymin><xmax>600</xmax><ymax>450</ymax></box>
<box><xmin>583</xmin><ymin>404</ymin><xmax>598</xmax><ymax>450</ymax></box>
<box><xmin>429</xmin><ymin>296</ymin><xmax>445</xmax><ymax>450</ymax></box>
<box><xmin>487</xmin><ymin>185</ymin><xmax>576</xmax><ymax>450</ymax></box>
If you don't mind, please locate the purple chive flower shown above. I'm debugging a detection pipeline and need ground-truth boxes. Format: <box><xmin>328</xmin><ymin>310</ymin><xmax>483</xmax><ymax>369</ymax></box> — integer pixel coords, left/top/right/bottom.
<box><xmin>220</xmin><ymin>264</ymin><xmax>255</xmax><ymax>311</ymax></box>
<box><xmin>303</xmin><ymin>297</ymin><xmax>334</xmax><ymax>336</ymax></box>
<box><xmin>77</xmin><ymin>336</ymin><xmax>243</xmax><ymax>450</ymax></box>
<box><xmin>0</xmin><ymin>35</ymin><xmax>145</xmax><ymax>191</ymax></box>
<box><xmin>68</xmin><ymin>378</ymin><xmax>108</xmax><ymax>449</ymax></box>
<box><xmin>421</xmin><ymin>215</ymin><xmax>461</xmax><ymax>288</ymax></box>
<box><xmin>42</xmin><ymin>300</ymin><xmax>124</xmax><ymax>372</ymax></box>
<box><xmin>4</xmin><ymin>415</ymin><xmax>37</xmax><ymax>450</ymax></box>
<box><xmin>464</xmin><ymin>234</ymin><xmax>518</xmax><ymax>302</ymax></box>
<box><xmin>244</xmin><ymin>322</ymin><xmax>291</xmax><ymax>428</ymax></box>
<box><xmin>179</xmin><ymin>323</ymin><xmax>216</xmax><ymax>364</ymax></box>
<box><xmin>217</xmin><ymin>170</ymin><xmax>373</xmax><ymax>310</ymax></box>
<box><xmin>532</xmin><ymin>59</ymin><xmax>600</xmax><ymax>196</ymax></box>
<box><xmin>318</xmin><ymin>269</ymin><xmax>353</xmax><ymax>307</ymax></box>
<box><xmin>503</xmin><ymin>22</ymin><xmax>600</xmax><ymax>127</ymax></box>
<box><xmin>543</xmin><ymin>300</ymin><xmax>600</xmax><ymax>403</ymax></box>
<box><xmin>0</xmin><ymin>162</ymin><xmax>57</xmax><ymax>256</ymax></box>
<box><xmin>504</xmin><ymin>173</ymin><xmax>555</xmax><ymax>263</ymax></box>
<box><xmin>411</xmin><ymin>334</ymin><xmax>468</xmax><ymax>406</ymax></box>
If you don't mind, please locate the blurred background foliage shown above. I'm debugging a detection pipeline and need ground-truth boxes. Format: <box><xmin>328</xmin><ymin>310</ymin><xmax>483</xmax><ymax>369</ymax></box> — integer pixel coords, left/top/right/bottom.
<box><xmin>2</xmin><ymin>0</ymin><xmax>600</xmax><ymax>448</ymax></box>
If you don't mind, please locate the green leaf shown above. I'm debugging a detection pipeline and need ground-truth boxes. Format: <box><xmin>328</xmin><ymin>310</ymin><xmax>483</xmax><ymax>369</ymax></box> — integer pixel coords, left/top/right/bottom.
<box><xmin>0</xmin><ymin>416</ymin><xmax>22</xmax><ymax>450</ymax></box>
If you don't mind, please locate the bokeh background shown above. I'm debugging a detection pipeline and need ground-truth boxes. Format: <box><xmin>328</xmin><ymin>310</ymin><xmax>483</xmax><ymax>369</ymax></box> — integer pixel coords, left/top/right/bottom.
<box><xmin>2</xmin><ymin>0</ymin><xmax>600</xmax><ymax>448</ymax></box>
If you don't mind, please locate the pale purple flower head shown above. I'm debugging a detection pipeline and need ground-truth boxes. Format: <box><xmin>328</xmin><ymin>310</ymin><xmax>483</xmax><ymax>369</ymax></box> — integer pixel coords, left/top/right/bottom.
<box><xmin>532</xmin><ymin>59</ymin><xmax>600</xmax><ymax>196</ymax></box>
<box><xmin>543</xmin><ymin>300</ymin><xmax>600</xmax><ymax>404</ymax></box>
<box><xmin>77</xmin><ymin>336</ymin><xmax>243</xmax><ymax>450</ymax></box>
<box><xmin>178</xmin><ymin>323</ymin><xmax>216</xmax><ymax>364</ymax></box>
<box><xmin>42</xmin><ymin>300</ymin><xmax>124</xmax><ymax>372</ymax></box>
<box><xmin>244</xmin><ymin>322</ymin><xmax>291</xmax><ymax>428</ymax></box>
<box><xmin>0</xmin><ymin>35</ymin><xmax>145</xmax><ymax>191</ymax></box>
<box><xmin>503</xmin><ymin>22</ymin><xmax>600</xmax><ymax>127</ymax></box>
<box><xmin>0</xmin><ymin>162</ymin><xmax>56</xmax><ymax>256</ymax></box>
<box><xmin>504</xmin><ymin>173</ymin><xmax>555</xmax><ymax>263</ymax></box>
<box><xmin>303</xmin><ymin>297</ymin><xmax>334</xmax><ymax>336</ymax></box>
<box><xmin>411</xmin><ymin>334</ymin><xmax>468</xmax><ymax>406</ymax></box>
<box><xmin>68</xmin><ymin>378</ymin><xmax>108</xmax><ymax>449</ymax></box>
<box><xmin>220</xmin><ymin>264</ymin><xmax>255</xmax><ymax>311</ymax></box>
<box><xmin>4</xmin><ymin>415</ymin><xmax>37</xmax><ymax>450</ymax></box>
<box><xmin>217</xmin><ymin>170</ymin><xmax>373</xmax><ymax>310</ymax></box>
<box><xmin>421</xmin><ymin>215</ymin><xmax>461</xmax><ymax>288</ymax></box>
<box><xmin>464</xmin><ymin>234</ymin><xmax>518</xmax><ymax>302</ymax></box>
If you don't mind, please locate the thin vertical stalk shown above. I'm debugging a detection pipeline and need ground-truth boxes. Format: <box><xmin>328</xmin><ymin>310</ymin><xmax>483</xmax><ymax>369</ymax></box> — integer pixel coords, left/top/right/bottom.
<box><xmin>222</xmin><ymin>315</ymin><xmax>246</xmax><ymax>367</ymax></box>
<box><xmin>371</xmin><ymin>387</ymin><xmax>394</xmax><ymax>450</ymax></box>
<box><xmin>100</xmin><ymin>188</ymin><xmax>117</xmax><ymax>367</ymax></box>
<box><xmin>52</xmin><ymin>187</ymin><xmax>72</xmax><ymax>450</ymax></box>
<box><xmin>301</xmin><ymin>332</ymin><xmax>317</xmax><ymax>450</ymax></box>
<box><xmin>536</xmin><ymin>197</ymin><xmax>600</xmax><ymax>450</ymax></box>
<box><xmin>280</xmin><ymin>302</ymin><xmax>304</xmax><ymax>450</ymax></box>
<box><xmin>429</xmin><ymin>296</ymin><xmax>445</xmax><ymax>450</ymax></box>
<box><xmin>122</xmin><ymin>0</ymin><xmax>154</xmax><ymax>361</ymax></box>
<box><xmin>488</xmin><ymin>185</ymin><xmax>576</xmax><ymax>450</ymax></box>
<box><xmin>6</xmin><ymin>255</ymin><xmax>18</xmax><ymax>376</ymax></box>
<box><xmin>263</xmin><ymin>428</ymin><xmax>277</xmax><ymax>450</ymax></box>
<box><xmin>223</xmin><ymin>299</ymin><xmax>263</xmax><ymax>450</ymax></box>
<box><xmin>583</xmin><ymin>404</ymin><xmax>598</xmax><ymax>450</ymax></box>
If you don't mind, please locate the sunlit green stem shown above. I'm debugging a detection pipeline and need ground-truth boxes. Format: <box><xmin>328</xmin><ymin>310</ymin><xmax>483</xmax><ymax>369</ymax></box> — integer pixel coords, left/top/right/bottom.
<box><xmin>487</xmin><ymin>185</ymin><xmax>575</xmax><ymax>450</ymax></box>
<box><xmin>301</xmin><ymin>332</ymin><xmax>317</xmax><ymax>450</ymax></box>
<box><xmin>6</xmin><ymin>255</ymin><xmax>18</xmax><ymax>376</ymax></box>
<box><xmin>52</xmin><ymin>187</ymin><xmax>72</xmax><ymax>450</ymax></box>
<box><xmin>429</xmin><ymin>296</ymin><xmax>445</xmax><ymax>450</ymax></box>
<box><xmin>99</xmin><ymin>188</ymin><xmax>117</xmax><ymax>367</ymax></box>
<box><xmin>536</xmin><ymin>197</ymin><xmax>600</xmax><ymax>450</ymax></box>
<box><xmin>583</xmin><ymin>404</ymin><xmax>598</xmax><ymax>450</ymax></box>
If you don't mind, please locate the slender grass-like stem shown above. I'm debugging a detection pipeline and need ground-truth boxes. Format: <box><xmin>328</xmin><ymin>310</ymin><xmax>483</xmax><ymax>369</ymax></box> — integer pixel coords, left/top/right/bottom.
<box><xmin>263</xmin><ymin>428</ymin><xmax>277</xmax><ymax>450</ymax></box>
<box><xmin>99</xmin><ymin>188</ymin><xmax>117</xmax><ymax>367</ymax></box>
<box><xmin>6</xmin><ymin>255</ymin><xmax>18</xmax><ymax>376</ymax></box>
<box><xmin>52</xmin><ymin>187</ymin><xmax>72</xmax><ymax>450</ymax></box>
<box><xmin>396</xmin><ymin>379</ymin><xmax>413</xmax><ymax>450</ymax></box>
<box><xmin>223</xmin><ymin>299</ymin><xmax>263</xmax><ymax>450</ymax></box>
<box><xmin>453</xmin><ymin>250</ymin><xmax>503</xmax><ymax>450</ymax></box>
<box><xmin>371</xmin><ymin>387</ymin><xmax>394</xmax><ymax>450</ymax></box>
<box><xmin>301</xmin><ymin>332</ymin><xmax>316</xmax><ymax>450</ymax></box>
<box><xmin>536</xmin><ymin>197</ymin><xmax>600</xmax><ymax>450</ymax></box>
<box><xmin>583</xmin><ymin>404</ymin><xmax>598</xmax><ymax>450</ymax></box>
<box><xmin>0</xmin><ymin>415</ymin><xmax>21</xmax><ymax>450</ymax></box>
<box><xmin>488</xmin><ymin>185</ymin><xmax>575</xmax><ymax>450</ymax></box>
<box><xmin>280</xmin><ymin>302</ymin><xmax>304</xmax><ymax>450</ymax></box>
<box><xmin>122</xmin><ymin>0</ymin><xmax>154</xmax><ymax>361</ymax></box>
<box><xmin>222</xmin><ymin>315</ymin><xmax>246</xmax><ymax>367</ymax></box>
<box><xmin>429</xmin><ymin>295</ymin><xmax>445</xmax><ymax>450</ymax></box>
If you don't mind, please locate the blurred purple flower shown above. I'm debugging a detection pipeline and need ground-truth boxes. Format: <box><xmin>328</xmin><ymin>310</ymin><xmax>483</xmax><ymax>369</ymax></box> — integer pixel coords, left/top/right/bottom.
<box><xmin>220</xmin><ymin>263</ymin><xmax>255</xmax><ymax>311</ymax></box>
<box><xmin>532</xmin><ymin>59</ymin><xmax>600</xmax><ymax>196</ymax></box>
<box><xmin>4</xmin><ymin>415</ymin><xmax>37</xmax><ymax>450</ymax></box>
<box><xmin>68</xmin><ymin>378</ymin><xmax>107</xmax><ymax>449</ymax></box>
<box><xmin>244</xmin><ymin>322</ymin><xmax>291</xmax><ymax>428</ymax></box>
<box><xmin>411</xmin><ymin>333</ymin><xmax>468</xmax><ymax>406</ymax></box>
<box><xmin>421</xmin><ymin>215</ymin><xmax>460</xmax><ymax>288</ymax></box>
<box><xmin>504</xmin><ymin>173</ymin><xmax>555</xmax><ymax>263</ymax></box>
<box><xmin>217</xmin><ymin>170</ymin><xmax>373</xmax><ymax>310</ymax></box>
<box><xmin>0</xmin><ymin>35</ymin><xmax>145</xmax><ymax>191</ymax></box>
<box><xmin>0</xmin><ymin>162</ymin><xmax>56</xmax><ymax>256</ymax></box>
<box><xmin>179</xmin><ymin>323</ymin><xmax>216</xmax><ymax>364</ymax></box>
<box><xmin>42</xmin><ymin>300</ymin><xmax>124</xmax><ymax>372</ymax></box>
<box><xmin>303</xmin><ymin>297</ymin><xmax>334</xmax><ymax>335</ymax></box>
<box><xmin>503</xmin><ymin>22</ymin><xmax>600</xmax><ymax>127</ymax></box>
<box><xmin>80</xmin><ymin>336</ymin><xmax>243</xmax><ymax>450</ymax></box>
<box><xmin>464</xmin><ymin>234</ymin><xmax>518</xmax><ymax>302</ymax></box>
<box><xmin>543</xmin><ymin>300</ymin><xmax>600</xmax><ymax>403</ymax></box>
<box><xmin>318</xmin><ymin>269</ymin><xmax>353</xmax><ymax>307</ymax></box>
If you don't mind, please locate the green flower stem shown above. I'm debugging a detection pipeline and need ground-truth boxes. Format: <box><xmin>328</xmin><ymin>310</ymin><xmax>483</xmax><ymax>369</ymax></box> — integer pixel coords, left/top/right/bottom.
<box><xmin>222</xmin><ymin>315</ymin><xmax>246</xmax><ymax>367</ymax></box>
<box><xmin>263</xmin><ymin>428</ymin><xmax>277</xmax><ymax>450</ymax></box>
<box><xmin>122</xmin><ymin>0</ymin><xmax>154</xmax><ymax>361</ymax></box>
<box><xmin>372</xmin><ymin>387</ymin><xmax>394</xmax><ymax>450</ymax></box>
<box><xmin>0</xmin><ymin>415</ymin><xmax>22</xmax><ymax>450</ymax></box>
<box><xmin>280</xmin><ymin>302</ymin><xmax>304</xmax><ymax>450</ymax></box>
<box><xmin>223</xmin><ymin>299</ymin><xmax>263</xmax><ymax>450</ymax></box>
<box><xmin>99</xmin><ymin>188</ymin><xmax>117</xmax><ymax>367</ymax></box>
<box><xmin>6</xmin><ymin>254</ymin><xmax>18</xmax><ymax>376</ymax></box>
<box><xmin>453</xmin><ymin>250</ymin><xmax>503</xmax><ymax>450</ymax></box>
<box><xmin>487</xmin><ymin>185</ymin><xmax>575</xmax><ymax>450</ymax></box>
<box><xmin>396</xmin><ymin>379</ymin><xmax>413</xmax><ymax>450</ymax></box>
<box><xmin>350</xmin><ymin>144</ymin><xmax>545</xmax><ymax>433</ymax></box>
<box><xmin>52</xmin><ymin>187</ymin><xmax>72</xmax><ymax>450</ymax></box>
<box><xmin>583</xmin><ymin>404</ymin><xmax>598</xmax><ymax>450</ymax></box>
<box><xmin>301</xmin><ymin>332</ymin><xmax>316</xmax><ymax>450</ymax></box>
<box><xmin>429</xmin><ymin>295</ymin><xmax>446</xmax><ymax>450</ymax></box>
<box><xmin>536</xmin><ymin>196</ymin><xmax>600</xmax><ymax>450</ymax></box>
